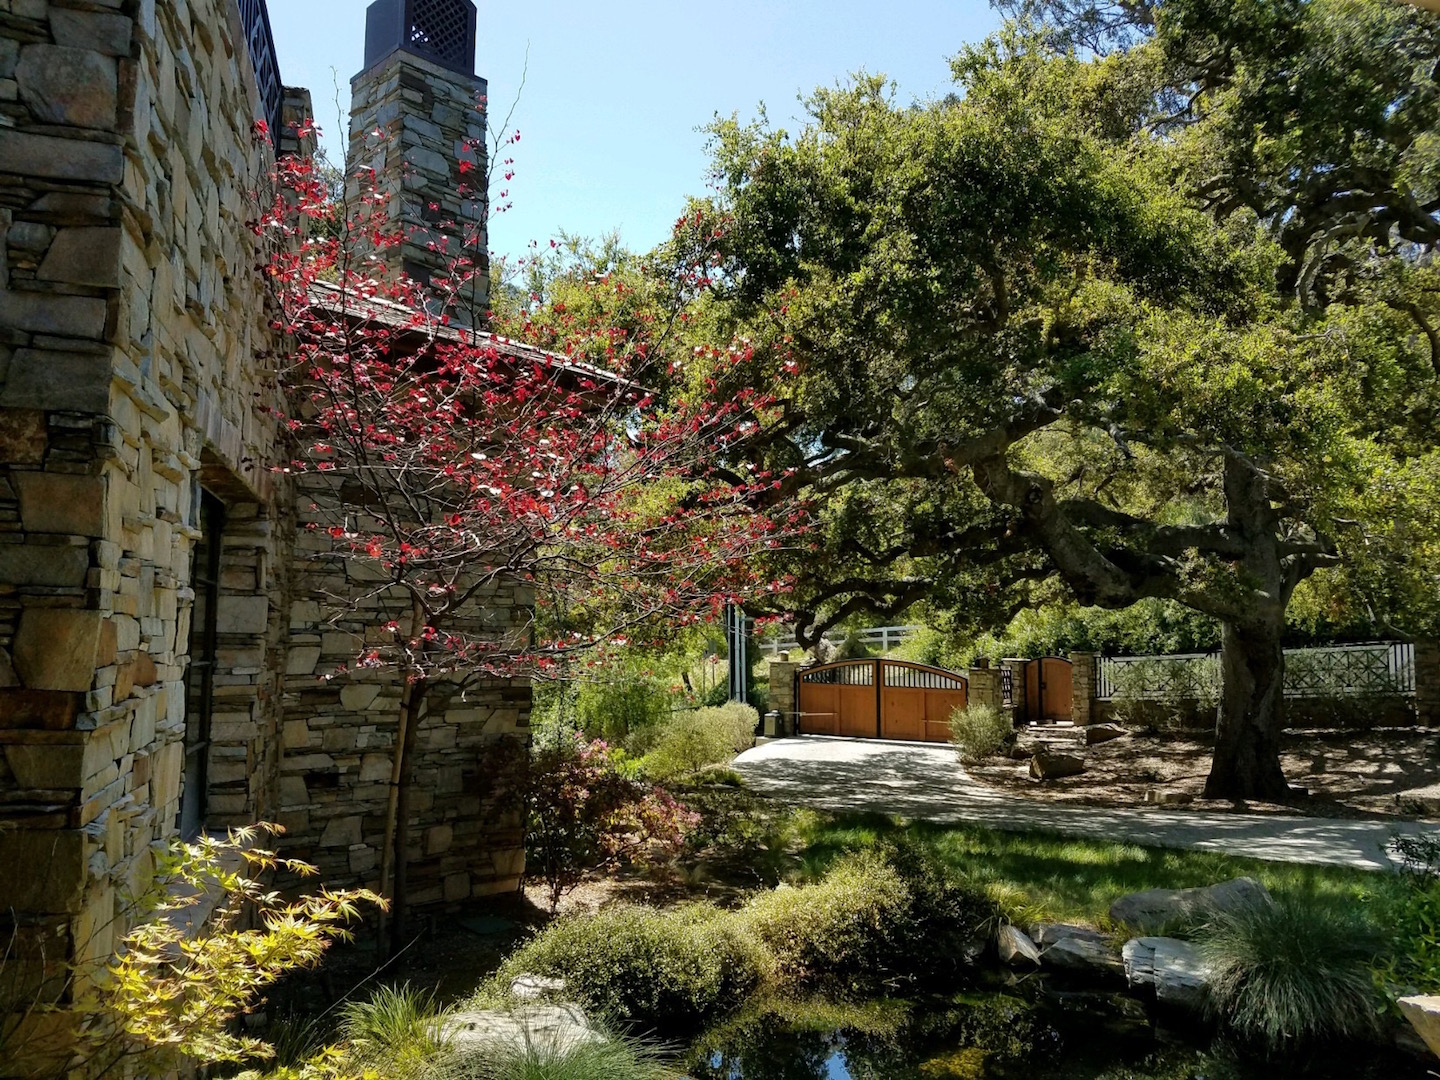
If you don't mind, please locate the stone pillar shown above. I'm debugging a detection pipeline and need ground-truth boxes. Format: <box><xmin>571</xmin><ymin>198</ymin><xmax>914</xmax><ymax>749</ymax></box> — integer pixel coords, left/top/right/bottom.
<box><xmin>767</xmin><ymin>655</ymin><xmax>798</xmax><ymax>736</ymax></box>
<box><xmin>1417</xmin><ymin>640</ymin><xmax>1440</xmax><ymax>728</ymax></box>
<box><xmin>968</xmin><ymin>667</ymin><xmax>1001</xmax><ymax>711</ymax></box>
<box><xmin>1070</xmin><ymin>652</ymin><xmax>1097</xmax><ymax>726</ymax></box>
<box><xmin>1002</xmin><ymin>657</ymin><xmax>1028</xmax><ymax>722</ymax></box>
<box><xmin>348</xmin><ymin>0</ymin><xmax>488</xmax><ymax>325</ymax></box>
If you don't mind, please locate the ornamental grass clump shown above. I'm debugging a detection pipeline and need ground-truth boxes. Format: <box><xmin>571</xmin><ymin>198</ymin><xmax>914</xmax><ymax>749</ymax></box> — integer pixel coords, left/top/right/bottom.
<box><xmin>439</xmin><ymin>1025</ymin><xmax>678</xmax><ymax>1080</ymax></box>
<box><xmin>1198</xmin><ymin>897</ymin><xmax>1385</xmax><ymax>1050</ymax></box>
<box><xmin>339</xmin><ymin>984</ymin><xmax>450</xmax><ymax>1074</ymax></box>
<box><xmin>948</xmin><ymin>703</ymin><xmax>1012</xmax><ymax>763</ymax></box>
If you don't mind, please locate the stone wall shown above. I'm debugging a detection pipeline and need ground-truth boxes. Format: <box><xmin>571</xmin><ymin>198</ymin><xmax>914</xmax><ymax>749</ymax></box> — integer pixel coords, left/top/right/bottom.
<box><xmin>0</xmin><ymin>0</ymin><xmax>288</xmax><ymax>1070</ymax></box>
<box><xmin>277</xmin><ymin>474</ymin><xmax>529</xmax><ymax>903</ymax></box>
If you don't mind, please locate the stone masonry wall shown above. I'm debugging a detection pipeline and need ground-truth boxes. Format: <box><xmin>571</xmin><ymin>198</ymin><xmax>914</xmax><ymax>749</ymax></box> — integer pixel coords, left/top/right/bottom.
<box><xmin>0</xmin><ymin>0</ymin><xmax>288</xmax><ymax>1070</ymax></box>
<box><xmin>278</xmin><ymin>474</ymin><xmax>530</xmax><ymax>905</ymax></box>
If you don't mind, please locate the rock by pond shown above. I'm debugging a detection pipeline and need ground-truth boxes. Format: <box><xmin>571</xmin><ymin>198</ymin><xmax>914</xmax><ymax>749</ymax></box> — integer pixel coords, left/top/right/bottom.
<box><xmin>1108</xmin><ymin>876</ymin><xmax>1272</xmax><ymax>934</ymax></box>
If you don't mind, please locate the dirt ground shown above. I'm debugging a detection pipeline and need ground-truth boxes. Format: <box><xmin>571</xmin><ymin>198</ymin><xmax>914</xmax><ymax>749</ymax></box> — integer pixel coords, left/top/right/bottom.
<box><xmin>967</xmin><ymin>726</ymin><xmax>1440</xmax><ymax>820</ymax></box>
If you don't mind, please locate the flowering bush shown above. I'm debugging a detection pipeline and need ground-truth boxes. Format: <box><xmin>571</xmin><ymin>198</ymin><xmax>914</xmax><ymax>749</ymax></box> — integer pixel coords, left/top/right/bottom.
<box><xmin>526</xmin><ymin>734</ymin><xmax>698</xmax><ymax>910</ymax></box>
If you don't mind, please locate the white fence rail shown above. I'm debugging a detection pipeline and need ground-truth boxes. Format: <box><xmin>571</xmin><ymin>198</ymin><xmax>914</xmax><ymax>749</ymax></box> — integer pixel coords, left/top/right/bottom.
<box><xmin>1095</xmin><ymin>641</ymin><xmax>1416</xmax><ymax>701</ymax></box>
<box><xmin>761</xmin><ymin>625</ymin><xmax>924</xmax><ymax>657</ymax></box>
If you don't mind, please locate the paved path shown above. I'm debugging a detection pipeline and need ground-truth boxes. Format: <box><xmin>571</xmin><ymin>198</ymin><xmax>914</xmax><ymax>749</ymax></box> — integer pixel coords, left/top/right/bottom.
<box><xmin>732</xmin><ymin>736</ymin><xmax>1439</xmax><ymax>871</ymax></box>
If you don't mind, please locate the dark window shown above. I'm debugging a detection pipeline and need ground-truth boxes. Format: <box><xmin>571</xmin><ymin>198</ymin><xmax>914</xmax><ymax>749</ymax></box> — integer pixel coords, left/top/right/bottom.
<box><xmin>179</xmin><ymin>492</ymin><xmax>225</xmax><ymax>839</ymax></box>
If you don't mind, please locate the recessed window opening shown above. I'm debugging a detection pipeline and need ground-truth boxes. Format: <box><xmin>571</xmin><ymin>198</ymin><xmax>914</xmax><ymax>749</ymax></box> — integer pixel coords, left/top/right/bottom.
<box><xmin>179</xmin><ymin>491</ymin><xmax>225</xmax><ymax>839</ymax></box>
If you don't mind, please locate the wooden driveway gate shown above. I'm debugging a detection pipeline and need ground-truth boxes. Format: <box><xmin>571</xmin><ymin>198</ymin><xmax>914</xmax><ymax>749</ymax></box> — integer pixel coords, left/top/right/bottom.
<box><xmin>797</xmin><ymin>659</ymin><xmax>969</xmax><ymax>743</ymax></box>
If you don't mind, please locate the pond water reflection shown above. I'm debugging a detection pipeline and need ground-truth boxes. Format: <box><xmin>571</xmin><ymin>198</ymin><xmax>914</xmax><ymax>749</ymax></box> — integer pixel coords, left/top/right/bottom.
<box><xmin>681</xmin><ymin>987</ymin><xmax>1433</xmax><ymax>1080</ymax></box>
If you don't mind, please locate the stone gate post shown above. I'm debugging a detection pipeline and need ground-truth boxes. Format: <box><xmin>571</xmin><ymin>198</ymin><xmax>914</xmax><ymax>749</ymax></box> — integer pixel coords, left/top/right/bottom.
<box><xmin>767</xmin><ymin>654</ymin><xmax>799</xmax><ymax>736</ymax></box>
<box><xmin>1070</xmin><ymin>652</ymin><xmax>1097</xmax><ymax>726</ymax></box>
<box><xmin>968</xmin><ymin>661</ymin><xmax>1002</xmax><ymax>712</ymax></box>
<box><xmin>1417</xmin><ymin>640</ymin><xmax>1440</xmax><ymax>728</ymax></box>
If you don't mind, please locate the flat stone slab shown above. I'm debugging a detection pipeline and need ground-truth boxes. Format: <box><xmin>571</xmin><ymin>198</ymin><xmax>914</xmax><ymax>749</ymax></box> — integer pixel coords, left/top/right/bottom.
<box><xmin>1109</xmin><ymin>877</ymin><xmax>1271</xmax><ymax>934</ymax></box>
<box><xmin>445</xmin><ymin>1005</ymin><xmax>601</xmax><ymax>1054</ymax></box>
<box><xmin>997</xmin><ymin>924</ymin><xmax>1041</xmax><ymax>968</ymax></box>
<box><xmin>731</xmin><ymin>737</ymin><xmax>1438</xmax><ymax>870</ymax></box>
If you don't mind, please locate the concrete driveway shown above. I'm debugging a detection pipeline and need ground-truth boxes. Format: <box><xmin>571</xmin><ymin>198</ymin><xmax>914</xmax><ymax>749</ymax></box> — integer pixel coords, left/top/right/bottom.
<box><xmin>732</xmin><ymin>736</ymin><xmax>1438</xmax><ymax>871</ymax></box>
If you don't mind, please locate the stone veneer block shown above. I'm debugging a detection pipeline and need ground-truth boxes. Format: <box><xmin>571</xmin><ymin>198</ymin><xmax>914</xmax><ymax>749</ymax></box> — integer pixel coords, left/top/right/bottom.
<box><xmin>38</xmin><ymin>227</ymin><xmax>123</xmax><ymax>287</ymax></box>
<box><xmin>0</xmin><ymin>408</ymin><xmax>46</xmax><ymax>464</ymax></box>
<box><xmin>0</xmin><ymin>130</ymin><xmax>124</xmax><ymax>184</ymax></box>
<box><xmin>49</xmin><ymin>10</ymin><xmax>134</xmax><ymax>56</ymax></box>
<box><xmin>12</xmin><ymin>609</ymin><xmax>104</xmax><ymax>692</ymax></box>
<box><xmin>0</xmin><ymin>830</ymin><xmax>86</xmax><ymax>914</ymax></box>
<box><xmin>13</xmin><ymin>472</ymin><xmax>107</xmax><ymax>536</ymax></box>
<box><xmin>215</xmin><ymin>595</ymin><xmax>269</xmax><ymax>635</ymax></box>
<box><xmin>14</xmin><ymin>45</ymin><xmax>118</xmax><ymax>129</ymax></box>
<box><xmin>0</xmin><ymin>292</ymin><xmax>108</xmax><ymax>340</ymax></box>
<box><xmin>0</xmin><ymin>349</ymin><xmax>111</xmax><ymax>413</ymax></box>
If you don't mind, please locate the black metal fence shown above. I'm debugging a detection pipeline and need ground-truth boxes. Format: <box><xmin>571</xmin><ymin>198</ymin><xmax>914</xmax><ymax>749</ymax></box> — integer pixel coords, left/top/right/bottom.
<box><xmin>237</xmin><ymin>0</ymin><xmax>284</xmax><ymax>145</ymax></box>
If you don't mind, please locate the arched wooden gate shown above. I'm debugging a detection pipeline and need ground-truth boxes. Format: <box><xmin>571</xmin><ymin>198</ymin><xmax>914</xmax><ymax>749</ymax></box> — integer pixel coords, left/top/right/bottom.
<box><xmin>1022</xmin><ymin>656</ymin><xmax>1072</xmax><ymax>723</ymax></box>
<box><xmin>797</xmin><ymin>659</ymin><xmax>968</xmax><ymax>743</ymax></box>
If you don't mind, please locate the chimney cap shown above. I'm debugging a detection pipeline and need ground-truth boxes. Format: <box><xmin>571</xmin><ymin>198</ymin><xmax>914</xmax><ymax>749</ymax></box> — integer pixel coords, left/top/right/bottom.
<box><xmin>362</xmin><ymin>0</ymin><xmax>478</xmax><ymax>78</ymax></box>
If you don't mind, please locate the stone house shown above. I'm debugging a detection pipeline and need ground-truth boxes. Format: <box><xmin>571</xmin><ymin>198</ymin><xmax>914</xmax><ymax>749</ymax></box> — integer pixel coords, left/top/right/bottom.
<box><xmin>0</xmin><ymin>0</ymin><xmax>532</xmax><ymax>1073</ymax></box>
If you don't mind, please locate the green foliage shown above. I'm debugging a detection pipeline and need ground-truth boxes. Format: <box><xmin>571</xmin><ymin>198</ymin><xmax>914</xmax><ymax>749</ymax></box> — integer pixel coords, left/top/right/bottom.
<box><xmin>1197</xmin><ymin>898</ymin><xmax>1385</xmax><ymax>1050</ymax></box>
<box><xmin>104</xmin><ymin>824</ymin><xmax>384</xmax><ymax>1072</ymax></box>
<box><xmin>967</xmin><ymin>599</ymin><xmax>1220</xmax><ymax>662</ymax></box>
<box><xmin>339</xmin><ymin>984</ymin><xmax>449</xmax><ymax>1073</ymax></box>
<box><xmin>575</xmin><ymin>673</ymin><xmax>675</xmax><ymax>746</ymax></box>
<box><xmin>640</xmin><ymin>703</ymin><xmax>758</xmax><ymax>782</ymax></box>
<box><xmin>494</xmin><ymin>904</ymin><xmax>765</xmax><ymax>1031</ymax></box>
<box><xmin>948</xmin><ymin>703</ymin><xmax>1013</xmax><ymax>763</ymax></box>
<box><xmin>1376</xmin><ymin>834</ymin><xmax>1440</xmax><ymax>1005</ymax></box>
<box><xmin>525</xmin><ymin>733</ymin><xmax>697</xmax><ymax>911</ymax></box>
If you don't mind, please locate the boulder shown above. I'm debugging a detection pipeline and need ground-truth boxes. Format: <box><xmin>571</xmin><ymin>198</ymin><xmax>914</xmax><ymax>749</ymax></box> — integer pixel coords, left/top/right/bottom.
<box><xmin>510</xmin><ymin>974</ymin><xmax>566</xmax><ymax>1001</ymax></box>
<box><xmin>1030</xmin><ymin>752</ymin><xmax>1086</xmax><ymax>780</ymax></box>
<box><xmin>446</xmin><ymin>1004</ymin><xmax>601</xmax><ymax>1054</ymax></box>
<box><xmin>997</xmin><ymin>924</ymin><xmax>1041</xmax><ymax>968</ymax></box>
<box><xmin>1122</xmin><ymin>936</ymin><xmax>1211</xmax><ymax>1011</ymax></box>
<box><xmin>1398</xmin><ymin>995</ymin><xmax>1440</xmax><ymax>1061</ymax></box>
<box><xmin>1108</xmin><ymin>877</ymin><xmax>1271</xmax><ymax>934</ymax></box>
<box><xmin>1033</xmin><ymin>923</ymin><xmax>1107</xmax><ymax>948</ymax></box>
<box><xmin>1042</xmin><ymin>935</ymin><xmax>1124</xmax><ymax>977</ymax></box>
<box><xmin>1085</xmin><ymin>723</ymin><xmax>1129</xmax><ymax>746</ymax></box>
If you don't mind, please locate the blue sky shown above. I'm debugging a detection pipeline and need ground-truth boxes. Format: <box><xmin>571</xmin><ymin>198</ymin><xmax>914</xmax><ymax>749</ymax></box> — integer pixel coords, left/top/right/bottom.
<box><xmin>269</xmin><ymin>1</ymin><xmax>1002</xmax><ymax>263</ymax></box>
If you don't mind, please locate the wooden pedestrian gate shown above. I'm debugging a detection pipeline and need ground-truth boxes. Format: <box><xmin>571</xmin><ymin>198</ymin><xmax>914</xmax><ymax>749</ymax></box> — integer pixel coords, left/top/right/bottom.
<box><xmin>1022</xmin><ymin>656</ymin><xmax>1072</xmax><ymax>723</ymax></box>
<box><xmin>797</xmin><ymin>659</ymin><xmax>968</xmax><ymax>743</ymax></box>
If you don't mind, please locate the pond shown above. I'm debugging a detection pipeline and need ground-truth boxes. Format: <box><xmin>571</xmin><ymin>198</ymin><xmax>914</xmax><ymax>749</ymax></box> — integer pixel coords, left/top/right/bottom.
<box><xmin>681</xmin><ymin>983</ymin><xmax>1434</xmax><ymax>1080</ymax></box>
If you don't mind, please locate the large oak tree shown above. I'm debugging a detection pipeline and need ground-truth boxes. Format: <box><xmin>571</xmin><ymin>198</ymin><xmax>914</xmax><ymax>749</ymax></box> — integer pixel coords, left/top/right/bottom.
<box><xmin>662</xmin><ymin>1</ymin><xmax>1439</xmax><ymax>799</ymax></box>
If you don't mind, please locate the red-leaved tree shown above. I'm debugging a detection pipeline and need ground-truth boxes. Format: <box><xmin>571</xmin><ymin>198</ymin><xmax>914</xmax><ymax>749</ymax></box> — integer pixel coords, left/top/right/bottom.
<box><xmin>256</xmin><ymin>120</ymin><xmax>803</xmax><ymax>952</ymax></box>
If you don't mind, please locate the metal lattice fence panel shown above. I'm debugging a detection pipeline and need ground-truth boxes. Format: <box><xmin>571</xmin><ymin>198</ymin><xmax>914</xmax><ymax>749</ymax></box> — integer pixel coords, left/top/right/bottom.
<box><xmin>1095</xmin><ymin>642</ymin><xmax>1415</xmax><ymax>701</ymax></box>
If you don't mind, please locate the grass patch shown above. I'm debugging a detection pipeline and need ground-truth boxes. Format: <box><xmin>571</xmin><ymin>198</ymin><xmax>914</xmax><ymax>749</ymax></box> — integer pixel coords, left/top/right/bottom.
<box><xmin>785</xmin><ymin>813</ymin><xmax>1394</xmax><ymax>927</ymax></box>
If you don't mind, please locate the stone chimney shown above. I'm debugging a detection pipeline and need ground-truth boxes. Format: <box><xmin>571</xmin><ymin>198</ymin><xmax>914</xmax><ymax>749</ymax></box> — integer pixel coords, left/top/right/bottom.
<box><xmin>348</xmin><ymin>0</ymin><xmax>488</xmax><ymax>324</ymax></box>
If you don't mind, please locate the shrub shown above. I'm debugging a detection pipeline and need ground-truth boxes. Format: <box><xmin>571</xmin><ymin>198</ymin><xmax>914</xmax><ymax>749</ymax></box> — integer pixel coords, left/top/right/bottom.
<box><xmin>494</xmin><ymin>904</ymin><xmax>764</xmax><ymax>1031</ymax></box>
<box><xmin>948</xmin><ymin>703</ymin><xmax>1011</xmax><ymax>763</ymax></box>
<box><xmin>525</xmin><ymin>733</ymin><xmax>698</xmax><ymax>911</ymax></box>
<box><xmin>1198</xmin><ymin>897</ymin><xmax>1384</xmax><ymax>1050</ymax></box>
<box><xmin>576</xmin><ymin>674</ymin><xmax>674</xmax><ymax>745</ymax></box>
<box><xmin>641</xmin><ymin>703</ymin><xmax>758</xmax><ymax>782</ymax></box>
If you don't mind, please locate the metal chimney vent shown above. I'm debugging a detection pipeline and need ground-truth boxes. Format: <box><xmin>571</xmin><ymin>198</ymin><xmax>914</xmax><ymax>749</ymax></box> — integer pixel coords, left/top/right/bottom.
<box><xmin>363</xmin><ymin>0</ymin><xmax>477</xmax><ymax>78</ymax></box>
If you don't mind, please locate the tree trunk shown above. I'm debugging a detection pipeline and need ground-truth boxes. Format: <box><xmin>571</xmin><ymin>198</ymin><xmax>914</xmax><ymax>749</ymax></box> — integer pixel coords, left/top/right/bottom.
<box><xmin>1204</xmin><ymin>618</ymin><xmax>1291</xmax><ymax>800</ymax></box>
<box><xmin>388</xmin><ymin>678</ymin><xmax>426</xmax><ymax>960</ymax></box>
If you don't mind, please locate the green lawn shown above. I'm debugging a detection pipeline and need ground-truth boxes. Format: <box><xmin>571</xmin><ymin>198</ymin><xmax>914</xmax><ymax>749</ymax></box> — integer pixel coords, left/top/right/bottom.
<box><xmin>784</xmin><ymin>811</ymin><xmax>1397</xmax><ymax>927</ymax></box>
